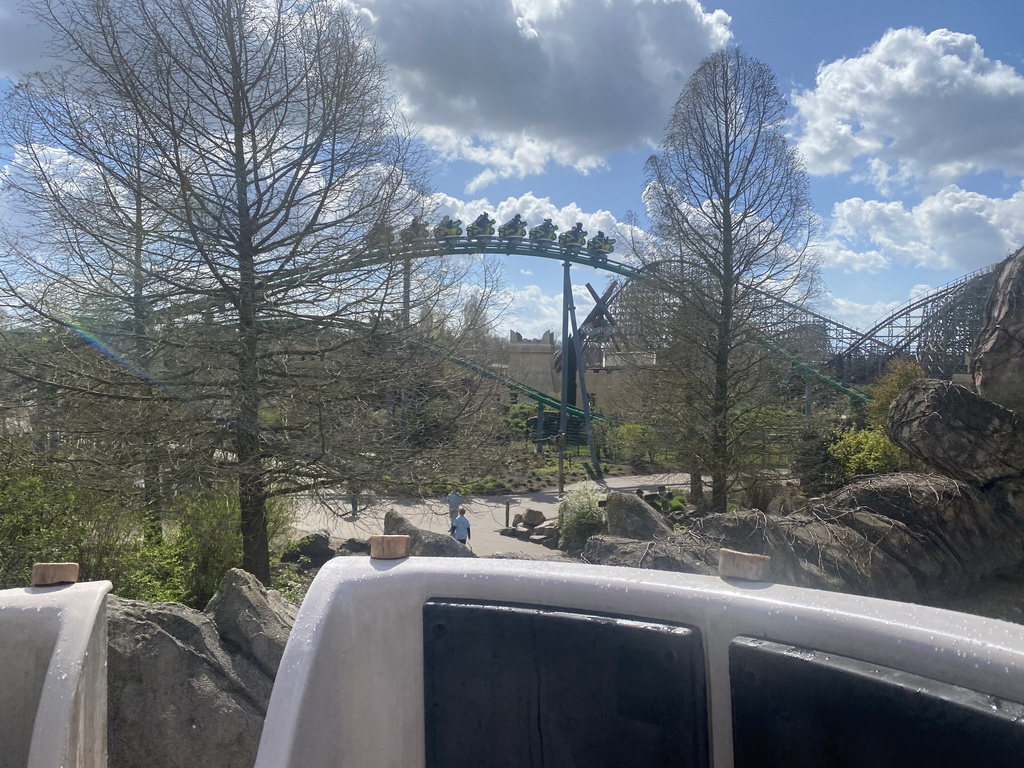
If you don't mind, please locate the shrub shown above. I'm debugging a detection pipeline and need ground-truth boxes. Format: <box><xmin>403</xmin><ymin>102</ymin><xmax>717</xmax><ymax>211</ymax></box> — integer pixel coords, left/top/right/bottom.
<box><xmin>607</xmin><ymin>424</ymin><xmax>658</xmax><ymax>469</ymax></box>
<box><xmin>829</xmin><ymin>425</ymin><xmax>915</xmax><ymax>480</ymax></box>
<box><xmin>557</xmin><ymin>480</ymin><xmax>605</xmax><ymax>552</ymax></box>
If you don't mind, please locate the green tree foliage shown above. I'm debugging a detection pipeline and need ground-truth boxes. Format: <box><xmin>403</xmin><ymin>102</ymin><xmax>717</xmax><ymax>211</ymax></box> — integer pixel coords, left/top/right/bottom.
<box><xmin>0</xmin><ymin>442</ymin><xmax>294</xmax><ymax>607</ymax></box>
<box><xmin>634</xmin><ymin>47</ymin><xmax>820</xmax><ymax>513</ymax></box>
<box><xmin>866</xmin><ymin>360</ymin><xmax>927</xmax><ymax>426</ymax></box>
<box><xmin>1</xmin><ymin>0</ymin><xmax>505</xmax><ymax>584</ymax></box>
<box><xmin>826</xmin><ymin>360</ymin><xmax>926</xmax><ymax>483</ymax></box>
<box><xmin>607</xmin><ymin>423</ymin><xmax>660</xmax><ymax>469</ymax></box>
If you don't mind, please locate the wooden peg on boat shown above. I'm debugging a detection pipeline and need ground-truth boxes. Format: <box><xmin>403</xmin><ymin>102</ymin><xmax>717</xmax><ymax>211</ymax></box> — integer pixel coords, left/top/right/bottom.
<box><xmin>369</xmin><ymin>535</ymin><xmax>412</xmax><ymax>560</ymax></box>
<box><xmin>31</xmin><ymin>562</ymin><xmax>81</xmax><ymax>587</ymax></box>
<box><xmin>718</xmin><ymin>549</ymin><xmax>771</xmax><ymax>581</ymax></box>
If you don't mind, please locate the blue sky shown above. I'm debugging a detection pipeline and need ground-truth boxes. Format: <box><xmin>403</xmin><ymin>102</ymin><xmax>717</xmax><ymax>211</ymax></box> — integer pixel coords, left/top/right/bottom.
<box><xmin>3</xmin><ymin>0</ymin><xmax>1023</xmax><ymax>339</ymax></box>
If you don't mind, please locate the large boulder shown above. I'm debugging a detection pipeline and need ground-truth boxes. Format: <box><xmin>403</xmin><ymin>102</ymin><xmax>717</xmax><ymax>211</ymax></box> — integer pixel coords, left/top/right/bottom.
<box><xmin>972</xmin><ymin>247</ymin><xmax>1024</xmax><ymax>412</ymax></box>
<box><xmin>887</xmin><ymin>379</ymin><xmax>1024</xmax><ymax>485</ymax></box>
<box><xmin>204</xmin><ymin>568</ymin><xmax>295</xmax><ymax>678</ymax></box>
<box><xmin>604</xmin><ymin>491</ymin><xmax>674</xmax><ymax>540</ymax></box>
<box><xmin>107</xmin><ymin>570</ymin><xmax>298</xmax><ymax>768</ymax></box>
<box><xmin>383</xmin><ymin>509</ymin><xmax>477</xmax><ymax>557</ymax></box>
<box><xmin>584</xmin><ymin>474</ymin><xmax>1024</xmax><ymax>603</ymax></box>
<box><xmin>280</xmin><ymin>530</ymin><xmax>336</xmax><ymax>569</ymax></box>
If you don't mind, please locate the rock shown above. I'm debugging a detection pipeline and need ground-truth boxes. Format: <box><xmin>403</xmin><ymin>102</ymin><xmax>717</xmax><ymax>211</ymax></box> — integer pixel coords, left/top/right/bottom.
<box><xmin>584</xmin><ymin>474</ymin><xmax>1024</xmax><ymax>602</ymax></box>
<box><xmin>107</xmin><ymin>570</ymin><xmax>298</xmax><ymax>768</ymax></box>
<box><xmin>765</xmin><ymin>485</ymin><xmax>808</xmax><ymax>516</ymax></box>
<box><xmin>511</xmin><ymin>513</ymin><xmax>524</xmax><ymax>528</ymax></box>
<box><xmin>383</xmin><ymin>510</ymin><xmax>476</xmax><ymax>558</ymax></box>
<box><xmin>522</xmin><ymin>508</ymin><xmax>546</xmax><ymax>526</ymax></box>
<box><xmin>204</xmin><ymin>568</ymin><xmax>294</xmax><ymax>678</ymax></box>
<box><xmin>887</xmin><ymin>379</ymin><xmax>1024</xmax><ymax>484</ymax></box>
<box><xmin>341</xmin><ymin>537</ymin><xmax>371</xmax><ymax>554</ymax></box>
<box><xmin>811</xmin><ymin>474</ymin><xmax>1024</xmax><ymax>593</ymax></box>
<box><xmin>280</xmin><ymin>530</ymin><xmax>336</xmax><ymax>569</ymax></box>
<box><xmin>604</xmin><ymin>491</ymin><xmax>674</xmax><ymax>540</ymax></box>
<box><xmin>533</xmin><ymin>519</ymin><xmax>560</xmax><ymax>534</ymax></box>
<box><xmin>972</xmin><ymin>248</ymin><xmax>1024</xmax><ymax>412</ymax></box>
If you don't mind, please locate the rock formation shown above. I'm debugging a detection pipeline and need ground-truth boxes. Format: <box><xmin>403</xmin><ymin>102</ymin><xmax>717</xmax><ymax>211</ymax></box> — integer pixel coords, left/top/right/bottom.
<box><xmin>887</xmin><ymin>379</ymin><xmax>1024</xmax><ymax>485</ymax></box>
<box><xmin>383</xmin><ymin>509</ymin><xmax>477</xmax><ymax>557</ymax></box>
<box><xmin>971</xmin><ymin>247</ymin><xmax>1024</xmax><ymax>412</ymax></box>
<box><xmin>584</xmin><ymin>474</ymin><xmax>1024</xmax><ymax>602</ymax></box>
<box><xmin>107</xmin><ymin>569</ymin><xmax>297</xmax><ymax>768</ymax></box>
<box><xmin>585</xmin><ymin>245</ymin><xmax>1024</xmax><ymax>603</ymax></box>
<box><xmin>605</xmin><ymin>491</ymin><xmax>674</xmax><ymax>540</ymax></box>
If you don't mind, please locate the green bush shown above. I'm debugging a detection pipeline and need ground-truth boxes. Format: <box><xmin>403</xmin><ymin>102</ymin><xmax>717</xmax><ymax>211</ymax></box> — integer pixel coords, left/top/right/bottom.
<box><xmin>502</xmin><ymin>402</ymin><xmax>542</xmax><ymax>441</ymax></box>
<box><xmin>667</xmin><ymin>496</ymin><xmax>688</xmax><ymax>512</ymax></box>
<box><xmin>557</xmin><ymin>480</ymin><xmax>605</xmax><ymax>552</ymax></box>
<box><xmin>607</xmin><ymin>423</ymin><xmax>658</xmax><ymax>469</ymax></box>
<box><xmin>0</xmin><ymin>452</ymin><xmax>294</xmax><ymax>607</ymax></box>
<box><xmin>829</xmin><ymin>425</ymin><xmax>914</xmax><ymax>479</ymax></box>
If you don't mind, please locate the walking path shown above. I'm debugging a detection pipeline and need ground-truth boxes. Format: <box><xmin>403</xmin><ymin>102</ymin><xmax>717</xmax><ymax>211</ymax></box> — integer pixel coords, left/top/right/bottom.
<box><xmin>291</xmin><ymin>473</ymin><xmax>689</xmax><ymax>557</ymax></box>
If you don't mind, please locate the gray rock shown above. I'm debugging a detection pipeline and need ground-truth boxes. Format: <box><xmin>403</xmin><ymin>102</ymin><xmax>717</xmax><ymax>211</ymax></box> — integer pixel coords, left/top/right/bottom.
<box><xmin>280</xmin><ymin>530</ymin><xmax>335</xmax><ymax>569</ymax></box>
<box><xmin>522</xmin><ymin>508</ymin><xmax>546</xmax><ymax>526</ymax></box>
<box><xmin>383</xmin><ymin>510</ymin><xmax>477</xmax><ymax>558</ymax></box>
<box><xmin>887</xmin><ymin>379</ymin><xmax>1024</xmax><ymax>484</ymax></box>
<box><xmin>584</xmin><ymin>474</ymin><xmax>1024</xmax><ymax>603</ymax></box>
<box><xmin>204</xmin><ymin>568</ymin><xmax>294</xmax><ymax>678</ymax></box>
<box><xmin>605</xmin><ymin>491</ymin><xmax>674</xmax><ymax>540</ymax></box>
<box><xmin>107</xmin><ymin>569</ymin><xmax>299</xmax><ymax>768</ymax></box>
<box><xmin>972</xmin><ymin>247</ymin><xmax>1024</xmax><ymax>412</ymax></box>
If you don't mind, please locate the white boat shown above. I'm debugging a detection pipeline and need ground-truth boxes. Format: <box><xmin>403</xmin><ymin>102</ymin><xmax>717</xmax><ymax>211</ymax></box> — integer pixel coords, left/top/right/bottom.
<box><xmin>0</xmin><ymin>580</ymin><xmax>111</xmax><ymax>768</ymax></box>
<box><xmin>256</xmin><ymin>556</ymin><xmax>1024</xmax><ymax>767</ymax></box>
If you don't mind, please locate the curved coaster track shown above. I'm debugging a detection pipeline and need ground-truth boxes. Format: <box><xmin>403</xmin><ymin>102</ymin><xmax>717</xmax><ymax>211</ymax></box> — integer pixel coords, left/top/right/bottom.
<box><xmin>321</xmin><ymin>234</ymin><xmax>1002</xmax><ymax>407</ymax></box>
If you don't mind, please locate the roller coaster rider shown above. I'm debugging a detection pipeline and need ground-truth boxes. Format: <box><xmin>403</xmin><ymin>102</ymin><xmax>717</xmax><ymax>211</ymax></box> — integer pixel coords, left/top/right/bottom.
<box><xmin>399</xmin><ymin>216</ymin><xmax>430</xmax><ymax>243</ymax></box>
<box><xmin>433</xmin><ymin>215</ymin><xmax>462</xmax><ymax>239</ymax></box>
<box><xmin>467</xmin><ymin>212</ymin><xmax>495</xmax><ymax>239</ymax></box>
<box><xmin>587</xmin><ymin>230</ymin><xmax>615</xmax><ymax>260</ymax></box>
<box><xmin>499</xmin><ymin>213</ymin><xmax>527</xmax><ymax>239</ymax></box>
<box><xmin>559</xmin><ymin>222</ymin><xmax>587</xmax><ymax>250</ymax></box>
<box><xmin>529</xmin><ymin>218</ymin><xmax>558</xmax><ymax>243</ymax></box>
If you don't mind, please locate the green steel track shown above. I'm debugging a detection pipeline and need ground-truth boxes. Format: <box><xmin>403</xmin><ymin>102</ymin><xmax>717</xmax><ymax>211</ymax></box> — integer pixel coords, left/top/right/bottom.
<box><xmin>375</xmin><ymin>236</ymin><xmax>872</xmax><ymax>404</ymax></box>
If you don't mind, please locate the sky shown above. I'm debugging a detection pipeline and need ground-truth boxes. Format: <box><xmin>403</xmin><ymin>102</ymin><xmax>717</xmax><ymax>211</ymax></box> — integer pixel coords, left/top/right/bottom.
<box><xmin>2</xmin><ymin>0</ymin><xmax>1023</xmax><ymax>339</ymax></box>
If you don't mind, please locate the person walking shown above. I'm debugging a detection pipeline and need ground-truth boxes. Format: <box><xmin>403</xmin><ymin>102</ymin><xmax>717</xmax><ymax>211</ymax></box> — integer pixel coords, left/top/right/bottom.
<box><xmin>450</xmin><ymin>508</ymin><xmax>471</xmax><ymax>546</ymax></box>
<box><xmin>446</xmin><ymin>487</ymin><xmax>463</xmax><ymax>522</ymax></box>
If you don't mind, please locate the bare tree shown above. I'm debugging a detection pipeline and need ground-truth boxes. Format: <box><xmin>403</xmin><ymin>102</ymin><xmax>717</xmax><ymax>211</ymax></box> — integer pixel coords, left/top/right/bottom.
<box><xmin>638</xmin><ymin>47</ymin><xmax>820</xmax><ymax>514</ymax></box>
<box><xmin>1</xmin><ymin>0</ymin><xmax>501</xmax><ymax>583</ymax></box>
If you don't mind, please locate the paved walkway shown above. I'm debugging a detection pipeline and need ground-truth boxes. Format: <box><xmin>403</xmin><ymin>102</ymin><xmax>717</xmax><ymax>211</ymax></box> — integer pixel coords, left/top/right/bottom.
<box><xmin>290</xmin><ymin>473</ymin><xmax>689</xmax><ymax>557</ymax></box>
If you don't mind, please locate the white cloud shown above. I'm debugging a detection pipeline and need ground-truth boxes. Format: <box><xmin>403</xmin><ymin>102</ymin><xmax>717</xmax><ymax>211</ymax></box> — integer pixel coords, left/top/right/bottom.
<box><xmin>823</xmin><ymin>282</ymin><xmax>934</xmax><ymax>330</ymax></box>
<box><xmin>794</xmin><ymin>27</ymin><xmax>1024</xmax><ymax>192</ymax></box>
<box><xmin>497</xmin><ymin>282</ymin><xmax>597</xmax><ymax>340</ymax></box>
<box><xmin>824</xmin><ymin>295</ymin><xmax>903</xmax><ymax>331</ymax></box>
<box><xmin>823</xmin><ymin>184</ymin><xmax>1024</xmax><ymax>272</ymax></box>
<box><xmin>351</xmin><ymin>0</ymin><xmax>731</xmax><ymax>191</ymax></box>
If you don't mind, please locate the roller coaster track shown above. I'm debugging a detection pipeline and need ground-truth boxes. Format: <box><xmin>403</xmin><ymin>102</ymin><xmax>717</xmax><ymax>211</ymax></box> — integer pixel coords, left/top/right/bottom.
<box><xmin>160</xmin><ymin>234</ymin><xmax>998</xmax><ymax>406</ymax></box>
<box><xmin>836</xmin><ymin>263</ymin><xmax>1000</xmax><ymax>379</ymax></box>
<box><xmin>365</xmin><ymin>237</ymin><xmax>873</xmax><ymax>400</ymax></box>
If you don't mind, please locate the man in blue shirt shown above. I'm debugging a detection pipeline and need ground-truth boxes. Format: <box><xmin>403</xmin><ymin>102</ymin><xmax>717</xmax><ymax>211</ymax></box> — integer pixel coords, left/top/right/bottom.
<box><xmin>450</xmin><ymin>509</ymin><xmax>471</xmax><ymax>546</ymax></box>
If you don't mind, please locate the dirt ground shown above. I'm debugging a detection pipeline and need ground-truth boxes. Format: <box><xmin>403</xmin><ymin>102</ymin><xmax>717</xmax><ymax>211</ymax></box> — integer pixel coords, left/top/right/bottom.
<box><xmin>289</xmin><ymin>474</ymin><xmax>1024</xmax><ymax>626</ymax></box>
<box><xmin>290</xmin><ymin>473</ymin><xmax>689</xmax><ymax>558</ymax></box>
